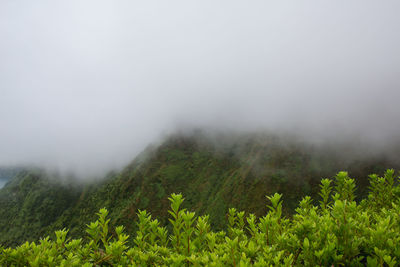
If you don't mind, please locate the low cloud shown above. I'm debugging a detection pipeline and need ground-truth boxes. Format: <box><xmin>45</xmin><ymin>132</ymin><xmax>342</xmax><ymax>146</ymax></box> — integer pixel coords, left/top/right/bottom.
<box><xmin>1</xmin><ymin>1</ymin><xmax>399</xmax><ymax>177</ymax></box>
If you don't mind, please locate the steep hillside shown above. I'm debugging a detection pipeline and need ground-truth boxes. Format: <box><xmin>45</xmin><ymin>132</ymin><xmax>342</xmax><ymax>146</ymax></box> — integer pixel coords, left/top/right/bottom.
<box><xmin>0</xmin><ymin>132</ymin><xmax>397</xmax><ymax>246</ymax></box>
<box><xmin>0</xmin><ymin>169</ymin><xmax>82</xmax><ymax>246</ymax></box>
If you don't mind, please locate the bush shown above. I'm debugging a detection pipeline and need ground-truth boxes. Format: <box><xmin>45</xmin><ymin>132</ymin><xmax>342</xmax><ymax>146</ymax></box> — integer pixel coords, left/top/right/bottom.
<box><xmin>1</xmin><ymin>170</ymin><xmax>399</xmax><ymax>266</ymax></box>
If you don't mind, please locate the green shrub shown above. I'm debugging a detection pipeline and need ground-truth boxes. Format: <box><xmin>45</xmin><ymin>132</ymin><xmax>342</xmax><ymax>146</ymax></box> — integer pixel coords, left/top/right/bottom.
<box><xmin>1</xmin><ymin>170</ymin><xmax>399</xmax><ymax>266</ymax></box>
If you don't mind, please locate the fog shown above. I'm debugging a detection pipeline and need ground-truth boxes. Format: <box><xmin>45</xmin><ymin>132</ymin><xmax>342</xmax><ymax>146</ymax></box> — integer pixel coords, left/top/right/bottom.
<box><xmin>1</xmin><ymin>1</ymin><xmax>400</xmax><ymax>177</ymax></box>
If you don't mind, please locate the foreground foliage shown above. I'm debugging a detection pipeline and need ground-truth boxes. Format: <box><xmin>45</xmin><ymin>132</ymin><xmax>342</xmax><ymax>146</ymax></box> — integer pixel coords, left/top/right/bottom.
<box><xmin>1</xmin><ymin>170</ymin><xmax>400</xmax><ymax>266</ymax></box>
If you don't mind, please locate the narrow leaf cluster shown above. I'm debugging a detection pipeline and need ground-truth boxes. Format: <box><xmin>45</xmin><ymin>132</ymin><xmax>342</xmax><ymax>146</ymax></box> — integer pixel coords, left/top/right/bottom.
<box><xmin>1</xmin><ymin>170</ymin><xmax>400</xmax><ymax>266</ymax></box>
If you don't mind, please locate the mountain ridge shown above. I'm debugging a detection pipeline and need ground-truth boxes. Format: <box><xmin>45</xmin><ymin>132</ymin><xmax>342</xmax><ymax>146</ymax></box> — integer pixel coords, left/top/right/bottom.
<box><xmin>0</xmin><ymin>131</ymin><xmax>398</xmax><ymax>246</ymax></box>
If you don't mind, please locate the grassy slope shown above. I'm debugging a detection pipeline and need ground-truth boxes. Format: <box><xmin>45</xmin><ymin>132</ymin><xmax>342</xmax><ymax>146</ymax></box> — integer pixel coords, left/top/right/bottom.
<box><xmin>0</xmin><ymin>132</ymin><xmax>396</xmax><ymax>246</ymax></box>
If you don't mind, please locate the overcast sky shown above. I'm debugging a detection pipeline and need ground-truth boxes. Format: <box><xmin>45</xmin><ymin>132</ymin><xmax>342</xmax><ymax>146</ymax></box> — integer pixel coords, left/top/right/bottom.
<box><xmin>1</xmin><ymin>1</ymin><xmax>400</xmax><ymax>177</ymax></box>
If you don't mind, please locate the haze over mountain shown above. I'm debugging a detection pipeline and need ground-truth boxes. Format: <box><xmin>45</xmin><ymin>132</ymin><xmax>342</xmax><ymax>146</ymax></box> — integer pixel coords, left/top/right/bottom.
<box><xmin>1</xmin><ymin>1</ymin><xmax>400</xmax><ymax>177</ymax></box>
<box><xmin>1</xmin><ymin>131</ymin><xmax>398</xmax><ymax>246</ymax></box>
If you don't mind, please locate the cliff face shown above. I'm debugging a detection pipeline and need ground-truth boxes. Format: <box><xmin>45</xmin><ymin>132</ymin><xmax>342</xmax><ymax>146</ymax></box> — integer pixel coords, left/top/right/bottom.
<box><xmin>0</xmin><ymin>132</ymin><xmax>397</xmax><ymax>246</ymax></box>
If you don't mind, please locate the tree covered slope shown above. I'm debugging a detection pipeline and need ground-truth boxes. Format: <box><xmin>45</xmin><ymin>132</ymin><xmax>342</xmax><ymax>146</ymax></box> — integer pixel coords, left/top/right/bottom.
<box><xmin>0</xmin><ymin>132</ymin><xmax>397</xmax><ymax>246</ymax></box>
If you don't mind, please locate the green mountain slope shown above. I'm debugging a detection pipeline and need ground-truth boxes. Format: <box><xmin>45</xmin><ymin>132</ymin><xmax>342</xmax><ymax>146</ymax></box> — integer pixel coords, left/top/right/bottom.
<box><xmin>0</xmin><ymin>169</ymin><xmax>81</xmax><ymax>245</ymax></box>
<box><xmin>0</xmin><ymin>132</ymin><xmax>397</xmax><ymax>246</ymax></box>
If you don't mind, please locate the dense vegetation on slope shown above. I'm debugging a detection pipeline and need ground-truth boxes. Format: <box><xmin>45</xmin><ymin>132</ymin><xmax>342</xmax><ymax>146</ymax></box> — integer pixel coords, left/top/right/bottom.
<box><xmin>0</xmin><ymin>169</ymin><xmax>81</xmax><ymax>245</ymax></box>
<box><xmin>1</xmin><ymin>170</ymin><xmax>399</xmax><ymax>266</ymax></box>
<box><xmin>0</xmin><ymin>132</ymin><xmax>397</xmax><ymax>247</ymax></box>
